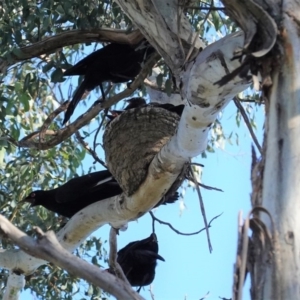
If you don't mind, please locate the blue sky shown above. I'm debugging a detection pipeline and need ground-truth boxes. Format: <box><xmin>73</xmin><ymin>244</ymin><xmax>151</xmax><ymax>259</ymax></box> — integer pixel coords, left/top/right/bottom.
<box><xmin>19</xmin><ymin>94</ymin><xmax>264</xmax><ymax>299</ymax></box>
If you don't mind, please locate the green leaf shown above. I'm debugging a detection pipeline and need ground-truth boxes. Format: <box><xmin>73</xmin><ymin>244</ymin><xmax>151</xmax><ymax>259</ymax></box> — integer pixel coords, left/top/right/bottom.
<box><xmin>0</xmin><ymin>148</ymin><xmax>5</xmax><ymax>167</ymax></box>
<box><xmin>42</xmin><ymin>61</ymin><xmax>55</xmax><ymax>73</ymax></box>
<box><xmin>165</xmin><ymin>78</ymin><xmax>172</xmax><ymax>96</ymax></box>
<box><xmin>156</xmin><ymin>74</ymin><xmax>163</xmax><ymax>88</ymax></box>
<box><xmin>91</xmin><ymin>256</ymin><xmax>98</xmax><ymax>265</ymax></box>
<box><xmin>23</xmin><ymin>73</ymin><xmax>31</xmax><ymax>92</ymax></box>
<box><xmin>11</xmin><ymin>47</ymin><xmax>24</xmax><ymax>59</ymax></box>
<box><xmin>14</xmin><ymin>30</ymin><xmax>22</xmax><ymax>44</ymax></box>
<box><xmin>87</xmin><ymin>284</ymin><xmax>93</xmax><ymax>296</ymax></box>
<box><xmin>55</xmin><ymin>4</ymin><xmax>65</xmax><ymax>15</ymax></box>
<box><xmin>19</xmin><ymin>94</ymin><xmax>30</xmax><ymax>111</ymax></box>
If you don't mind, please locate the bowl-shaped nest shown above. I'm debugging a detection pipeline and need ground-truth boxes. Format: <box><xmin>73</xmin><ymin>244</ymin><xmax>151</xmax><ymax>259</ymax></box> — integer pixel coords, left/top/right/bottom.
<box><xmin>103</xmin><ymin>105</ymin><xmax>182</xmax><ymax>196</ymax></box>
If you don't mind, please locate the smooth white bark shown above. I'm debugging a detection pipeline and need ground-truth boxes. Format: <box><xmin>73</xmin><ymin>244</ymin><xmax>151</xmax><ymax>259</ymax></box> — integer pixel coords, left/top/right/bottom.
<box><xmin>261</xmin><ymin>2</ymin><xmax>300</xmax><ymax>297</ymax></box>
<box><xmin>3</xmin><ymin>273</ymin><xmax>25</xmax><ymax>300</ymax></box>
<box><xmin>0</xmin><ymin>216</ymin><xmax>143</xmax><ymax>300</ymax></box>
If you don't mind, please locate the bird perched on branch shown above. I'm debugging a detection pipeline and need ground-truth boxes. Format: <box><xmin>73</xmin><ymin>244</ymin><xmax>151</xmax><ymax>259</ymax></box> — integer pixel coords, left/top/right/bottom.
<box><xmin>111</xmin><ymin>233</ymin><xmax>164</xmax><ymax>292</ymax></box>
<box><xmin>63</xmin><ymin>40</ymin><xmax>155</xmax><ymax>124</ymax></box>
<box><xmin>23</xmin><ymin>170</ymin><xmax>179</xmax><ymax>218</ymax></box>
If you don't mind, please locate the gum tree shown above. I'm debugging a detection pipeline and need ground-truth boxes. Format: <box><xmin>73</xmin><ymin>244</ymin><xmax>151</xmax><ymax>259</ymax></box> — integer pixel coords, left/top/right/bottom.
<box><xmin>0</xmin><ymin>0</ymin><xmax>295</xmax><ymax>299</ymax></box>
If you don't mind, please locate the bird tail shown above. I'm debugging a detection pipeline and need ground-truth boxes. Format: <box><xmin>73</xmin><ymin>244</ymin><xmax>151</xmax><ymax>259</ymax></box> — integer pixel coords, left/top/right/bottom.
<box><xmin>63</xmin><ymin>81</ymin><xmax>86</xmax><ymax>124</ymax></box>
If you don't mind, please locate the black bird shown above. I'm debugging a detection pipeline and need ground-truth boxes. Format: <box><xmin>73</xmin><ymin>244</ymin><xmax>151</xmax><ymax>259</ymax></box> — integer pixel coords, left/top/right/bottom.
<box><xmin>63</xmin><ymin>41</ymin><xmax>155</xmax><ymax>124</ymax></box>
<box><xmin>113</xmin><ymin>233</ymin><xmax>164</xmax><ymax>291</ymax></box>
<box><xmin>107</xmin><ymin>97</ymin><xmax>147</xmax><ymax>122</ymax></box>
<box><xmin>123</xmin><ymin>97</ymin><xmax>147</xmax><ymax>110</ymax></box>
<box><xmin>23</xmin><ymin>170</ymin><xmax>179</xmax><ymax>218</ymax></box>
<box><xmin>23</xmin><ymin>170</ymin><xmax>121</xmax><ymax>218</ymax></box>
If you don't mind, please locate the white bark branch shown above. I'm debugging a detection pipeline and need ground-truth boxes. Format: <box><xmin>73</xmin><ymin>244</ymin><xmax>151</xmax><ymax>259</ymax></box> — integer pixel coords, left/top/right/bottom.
<box><xmin>116</xmin><ymin>0</ymin><xmax>205</xmax><ymax>78</ymax></box>
<box><xmin>3</xmin><ymin>273</ymin><xmax>25</xmax><ymax>300</ymax></box>
<box><xmin>0</xmin><ymin>215</ymin><xmax>143</xmax><ymax>300</ymax></box>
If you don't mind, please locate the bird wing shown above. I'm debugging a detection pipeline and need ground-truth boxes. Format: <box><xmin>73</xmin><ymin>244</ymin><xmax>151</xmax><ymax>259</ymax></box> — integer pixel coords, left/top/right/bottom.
<box><xmin>63</xmin><ymin>44</ymin><xmax>134</xmax><ymax>76</ymax></box>
<box><xmin>55</xmin><ymin>170</ymin><xmax>115</xmax><ymax>203</ymax></box>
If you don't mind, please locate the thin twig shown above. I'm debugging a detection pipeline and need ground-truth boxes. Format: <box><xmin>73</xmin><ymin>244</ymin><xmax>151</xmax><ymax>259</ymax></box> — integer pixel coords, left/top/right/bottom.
<box><xmin>93</xmin><ymin>84</ymin><xmax>113</xmax><ymax>152</ymax></box>
<box><xmin>190</xmin><ymin>162</ymin><xmax>205</xmax><ymax>168</ymax></box>
<box><xmin>93</xmin><ymin>109</ymin><xmax>109</xmax><ymax>153</ymax></box>
<box><xmin>189</xmin><ymin>160</ymin><xmax>213</xmax><ymax>253</ymax></box>
<box><xmin>149</xmin><ymin>211</ymin><xmax>222</xmax><ymax>236</ymax></box>
<box><xmin>18</xmin><ymin>52</ymin><xmax>161</xmax><ymax>149</ymax></box>
<box><xmin>151</xmin><ymin>212</ymin><xmax>156</xmax><ymax>234</ymax></box>
<box><xmin>233</xmin><ymin>97</ymin><xmax>262</xmax><ymax>155</ymax></box>
<box><xmin>38</xmin><ymin>101</ymin><xmax>69</xmax><ymax>144</ymax></box>
<box><xmin>75</xmin><ymin>131</ymin><xmax>106</xmax><ymax>167</ymax></box>
<box><xmin>199</xmin><ymin>291</ymin><xmax>210</xmax><ymax>300</ymax></box>
<box><xmin>198</xmin><ymin>182</ymin><xmax>223</xmax><ymax>192</ymax></box>
<box><xmin>108</xmin><ymin>227</ymin><xmax>130</xmax><ymax>285</ymax></box>
<box><xmin>149</xmin><ymin>284</ymin><xmax>155</xmax><ymax>300</ymax></box>
<box><xmin>185</xmin><ymin>175</ymin><xmax>223</xmax><ymax>192</ymax></box>
<box><xmin>237</xmin><ymin>215</ymin><xmax>249</xmax><ymax>300</ymax></box>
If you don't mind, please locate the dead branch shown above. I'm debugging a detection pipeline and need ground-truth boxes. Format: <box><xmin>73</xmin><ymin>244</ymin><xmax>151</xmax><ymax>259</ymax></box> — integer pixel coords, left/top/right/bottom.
<box><xmin>233</xmin><ymin>97</ymin><xmax>262</xmax><ymax>155</ymax></box>
<box><xmin>39</xmin><ymin>101</ymin><xmax>69</xmax><ymax>144</ymax></box>
<box><xmin>75</xmin><ymin>131</ymin><xmax>106</xmax><ymax>167</ymax></box>
<box><xmin>149</xmin><ymin>212</ymin><xmax>222</xmax><ymax>236</ymax></box>
<box><xmin>108</xmin><ymin>227</ymin><xmax>130</xmax><ymax>284</ymax></box>
<box><xmin>189</xmin><ymin>161</ymin><xmax>213</xmax><ymax>253</ymax></box>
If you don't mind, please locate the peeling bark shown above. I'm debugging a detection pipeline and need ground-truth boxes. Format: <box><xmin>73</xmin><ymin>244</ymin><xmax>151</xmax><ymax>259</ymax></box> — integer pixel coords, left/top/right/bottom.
<box><xmin>221</xmin><ymin>0</ymin><xmax>300</xmax><ymax>299</ymax></box>
<box><xmin>115</xmin><ymin>0</ymin><xmax>205</xmax><ymax>79</ymax></box>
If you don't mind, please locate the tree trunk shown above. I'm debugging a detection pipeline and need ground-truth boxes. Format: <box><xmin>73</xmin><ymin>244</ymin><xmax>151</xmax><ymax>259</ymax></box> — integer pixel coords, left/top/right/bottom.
<box><xmin>259</xmin><ymin>2</ymin><xmax>300</xmax><ymax>298</ymax></box>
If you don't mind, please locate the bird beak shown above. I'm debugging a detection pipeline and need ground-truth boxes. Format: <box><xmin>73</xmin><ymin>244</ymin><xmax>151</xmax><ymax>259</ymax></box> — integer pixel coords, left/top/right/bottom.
<box><xmin>156</xmin><ymin>254</ymin><xmax>165</xmax><ymax>262</ymax></box>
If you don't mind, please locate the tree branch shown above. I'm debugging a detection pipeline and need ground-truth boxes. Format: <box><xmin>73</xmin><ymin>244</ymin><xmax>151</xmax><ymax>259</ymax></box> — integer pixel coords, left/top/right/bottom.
<box><xmin>108</xmin><ymin>227</ymin><xmax>130</xmax><ymax>285</ymax></box>
<box><xmin>149</xmin><ymin>212</ymin><xmax>222</xmax><ymax>236</ymax></box>
<box><xmin>3</xmin><ymin>272</ymin><xmax>25</xmax><ymax>300</ymax></box>
<box><xmin>0</xmin><ymin>29</ymin><xmax>144</xmax><ymax>73</ymax></box>
<box><xmin>116</xmin><ymin>0</ymin><xmax>205</xmax><ymax>79</ymax></box>
<box><xmin>233</xmin><ymin>97</ymin><xmax>262</xmax><ymax>155</ymax></box>
<box><xmin>0</xmin><ymin>215</ymin><xmax>143</xmax><ymax>300</ymax></box>
<box><xmin>18</xmin><ymin>52</ymin><xmax>161</xmax><ymax>149</ymax></box>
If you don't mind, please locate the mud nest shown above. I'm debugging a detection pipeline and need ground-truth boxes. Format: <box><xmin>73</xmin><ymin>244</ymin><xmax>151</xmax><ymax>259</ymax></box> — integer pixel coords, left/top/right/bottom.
<box><xmin>103</xmin><ymin>105</ymin><xmax>185</xmax><ymax>196</ymax></box>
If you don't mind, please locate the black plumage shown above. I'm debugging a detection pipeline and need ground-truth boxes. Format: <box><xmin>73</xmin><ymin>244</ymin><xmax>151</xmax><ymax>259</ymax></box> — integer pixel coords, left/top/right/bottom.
<box><xmin>23</xmin><ymin>170</ymin><xmax>179</xmax><ymax>218</ymax></box>
<box><xmin>123</xmin><ymin>97</ymin><xmax>147</xmax><ymax>110</ymax></box>
<box><xmin>63</xmin><ymin>41</ymin><xmax>155</xmax><ymax>124</ymax></box>
<box><xmin>23</xmin><ymin>170</ymin><xmax>121</xmax><ymax>218</ymax></box>
<box><xmin>107</xmin><ymin>97</ymin><xmax>147</xmax><ymax>122</ymax></box>
<box><xmin>115</xmin><ymin>233</ymin><xmax>164</xmax><ymax>291</ymax></box>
